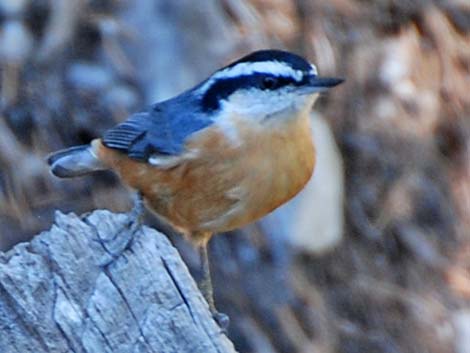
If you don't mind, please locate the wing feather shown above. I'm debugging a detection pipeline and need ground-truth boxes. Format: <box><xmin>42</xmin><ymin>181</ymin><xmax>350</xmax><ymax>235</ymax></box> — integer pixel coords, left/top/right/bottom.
<box><xmin>101</xmin><ymin>93</ymin><xmax>212</xmax><ymax>162</ymax></box>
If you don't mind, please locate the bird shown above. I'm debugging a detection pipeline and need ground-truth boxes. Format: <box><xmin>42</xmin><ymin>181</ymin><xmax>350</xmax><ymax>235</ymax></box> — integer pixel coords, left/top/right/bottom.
<box><xmin>47</xmin><ymin>49</ymin><xmax>343</xmax><ymax>328</ymax></box>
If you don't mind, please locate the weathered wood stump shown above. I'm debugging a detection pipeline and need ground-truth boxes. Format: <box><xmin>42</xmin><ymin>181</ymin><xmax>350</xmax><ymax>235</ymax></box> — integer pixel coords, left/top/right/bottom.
<box><xmin>0</xmin><ymin>210</ymin><xmax>236</xmax><ymax>353</ymax></box>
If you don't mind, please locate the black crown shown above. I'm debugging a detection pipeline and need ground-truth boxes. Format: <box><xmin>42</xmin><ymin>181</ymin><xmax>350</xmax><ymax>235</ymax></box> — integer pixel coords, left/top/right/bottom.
<box><xmin>224</xmin><ymin>49</ymin><xmax>312</xmax><ymax>73</ymax></box>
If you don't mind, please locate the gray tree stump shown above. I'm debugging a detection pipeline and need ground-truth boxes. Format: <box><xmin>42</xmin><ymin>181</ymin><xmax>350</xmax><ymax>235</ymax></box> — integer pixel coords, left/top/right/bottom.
<box><xmin>0</xmin><ymin>210</ymin><xmax>236</xmax><ymax>353</ymax></box>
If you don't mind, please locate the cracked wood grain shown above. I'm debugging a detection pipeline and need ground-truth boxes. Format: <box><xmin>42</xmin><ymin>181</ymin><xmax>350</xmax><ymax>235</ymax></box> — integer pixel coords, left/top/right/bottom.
<box><xmin>0</xmin><ymin>210</ymin><xmax>236</xmax><ymax>353</ymax></box>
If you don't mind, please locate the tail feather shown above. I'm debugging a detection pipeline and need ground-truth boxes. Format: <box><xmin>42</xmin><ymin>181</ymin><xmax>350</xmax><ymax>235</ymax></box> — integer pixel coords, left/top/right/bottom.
<box><xmin>47</xmin><ymin>144</ymin><xmax>106</xmax><ymax>178</ymax></box>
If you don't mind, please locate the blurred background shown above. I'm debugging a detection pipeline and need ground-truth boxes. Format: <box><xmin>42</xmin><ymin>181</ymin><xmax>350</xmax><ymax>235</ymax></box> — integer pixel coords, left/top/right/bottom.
<box><xmin>0</xmin><ymin>0</ymin><xmax>469</xmax><ymax>352</ymax></box>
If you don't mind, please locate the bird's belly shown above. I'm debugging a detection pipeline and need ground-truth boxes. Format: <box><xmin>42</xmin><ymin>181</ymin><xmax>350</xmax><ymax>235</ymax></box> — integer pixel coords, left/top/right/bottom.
<box><xmin>162</xmin><ymin>115</ymin><xmax>315</xmax><ymax>233</ymax></box>
<box><xmin>97</xmin><ymin>114</ymin><xmax>315</xmax><ymax>234</ymax></box>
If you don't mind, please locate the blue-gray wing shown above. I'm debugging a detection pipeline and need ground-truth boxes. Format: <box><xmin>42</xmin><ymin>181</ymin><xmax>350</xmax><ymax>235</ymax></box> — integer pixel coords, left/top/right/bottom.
<box><xmin>102</xmin><ymin>93</ymin><xmax>212</xmax><ymax>161</ymax></box>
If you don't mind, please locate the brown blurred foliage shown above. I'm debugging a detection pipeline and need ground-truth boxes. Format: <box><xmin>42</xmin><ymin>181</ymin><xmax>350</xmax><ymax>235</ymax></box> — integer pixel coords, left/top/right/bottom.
<box><xmin>0</xmin><ymin>1</ymin><xmax>469</xmax><ymax>353</ymax></box>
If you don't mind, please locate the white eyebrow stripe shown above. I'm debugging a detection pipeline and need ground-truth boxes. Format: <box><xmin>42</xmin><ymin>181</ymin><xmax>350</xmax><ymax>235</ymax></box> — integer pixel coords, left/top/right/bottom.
<box><xmin>215</xmin><ymin>61</ymin><xmax>305</xmax><ymax>81</ymax></box>
<box><xmin>310</xmin><ymin>63</ymin><xmax>318</xmax><ymax>75</ymax></box>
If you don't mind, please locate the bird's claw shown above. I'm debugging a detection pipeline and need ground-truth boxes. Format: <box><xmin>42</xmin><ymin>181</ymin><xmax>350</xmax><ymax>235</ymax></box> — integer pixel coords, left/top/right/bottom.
<box><xmin>212</xmin><ymin>311</ymin><xmax>230</xmax><ymax>332</ymax></box>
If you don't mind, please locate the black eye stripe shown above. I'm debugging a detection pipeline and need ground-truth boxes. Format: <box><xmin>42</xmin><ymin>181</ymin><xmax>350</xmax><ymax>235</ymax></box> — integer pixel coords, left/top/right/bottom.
<box><xmin>200</xmin><ymin>73</ymin><xmax>305</xmax><ymax>112</ymax></box>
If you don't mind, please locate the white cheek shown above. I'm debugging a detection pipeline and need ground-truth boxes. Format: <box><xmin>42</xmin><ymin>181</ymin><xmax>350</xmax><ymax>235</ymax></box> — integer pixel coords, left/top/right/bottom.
<box><xmin>221</xmin><ymin>90</ymin><xmax>293</xmax><ymax>120</ymax></box>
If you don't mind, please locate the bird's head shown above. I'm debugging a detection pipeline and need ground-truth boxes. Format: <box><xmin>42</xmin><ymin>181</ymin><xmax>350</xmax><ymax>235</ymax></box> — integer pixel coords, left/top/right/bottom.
<box><xmin>197</xmin><ymin>49</ymin><xmax>343</xmax><ymax>123</ymax></box>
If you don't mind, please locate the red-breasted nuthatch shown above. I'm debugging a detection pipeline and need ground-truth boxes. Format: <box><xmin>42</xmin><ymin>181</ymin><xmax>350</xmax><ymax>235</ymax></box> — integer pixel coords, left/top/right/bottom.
<box><xmin>48</xmin><ymin>49</ymin><xmax>343</xmax><ymax>327</ymax></box>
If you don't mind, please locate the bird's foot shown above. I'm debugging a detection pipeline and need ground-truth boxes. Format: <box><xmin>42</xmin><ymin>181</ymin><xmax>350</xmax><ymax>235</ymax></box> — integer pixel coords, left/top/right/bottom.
<box><xmin>97</xmin><ymin>192</ymin><xmax>143</xmax><ymax>258</ymax></box>
<box><xmin>212</xmin><ymin>310</ymin><xmax>230</xmax><ymax>332</ymax></box>
<box><xmin>197</xmin><ymin>243</ymin><xmax>230</xmax><ymax>332</ymax></box>
<box><xmin>126</xmin><ymin>192</ymin><xmax>144</xmax><ymax>231</ymax></box>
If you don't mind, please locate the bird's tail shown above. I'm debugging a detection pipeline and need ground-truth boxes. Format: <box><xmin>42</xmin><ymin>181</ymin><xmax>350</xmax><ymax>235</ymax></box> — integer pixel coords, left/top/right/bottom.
<box><xmin>47</xmin><ymin>144</ymin><xmax>107</xmax><ymax>178</ymax></box>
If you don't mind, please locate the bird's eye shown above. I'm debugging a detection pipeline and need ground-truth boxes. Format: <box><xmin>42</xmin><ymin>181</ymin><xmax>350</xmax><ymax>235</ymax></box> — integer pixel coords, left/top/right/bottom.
<box><xmin>261</xmin><ymin>76</ymin><xmax>277</xmax><ymax>90</ymax></box>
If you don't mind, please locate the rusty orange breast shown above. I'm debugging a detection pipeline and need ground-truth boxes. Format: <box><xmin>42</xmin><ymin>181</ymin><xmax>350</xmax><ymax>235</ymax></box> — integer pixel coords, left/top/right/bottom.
<box><xmin>94</xmin><ymin>112</ymin><xmax>315</xmax><ymax>235</ymax></box>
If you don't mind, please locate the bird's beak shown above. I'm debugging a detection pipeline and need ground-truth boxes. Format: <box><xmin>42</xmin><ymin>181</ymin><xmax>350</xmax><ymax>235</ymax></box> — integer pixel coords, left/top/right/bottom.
<box><xmin>300</xmin><ymin>76</ymin><xmax>344</xmax><ymax>94</ymax></box>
